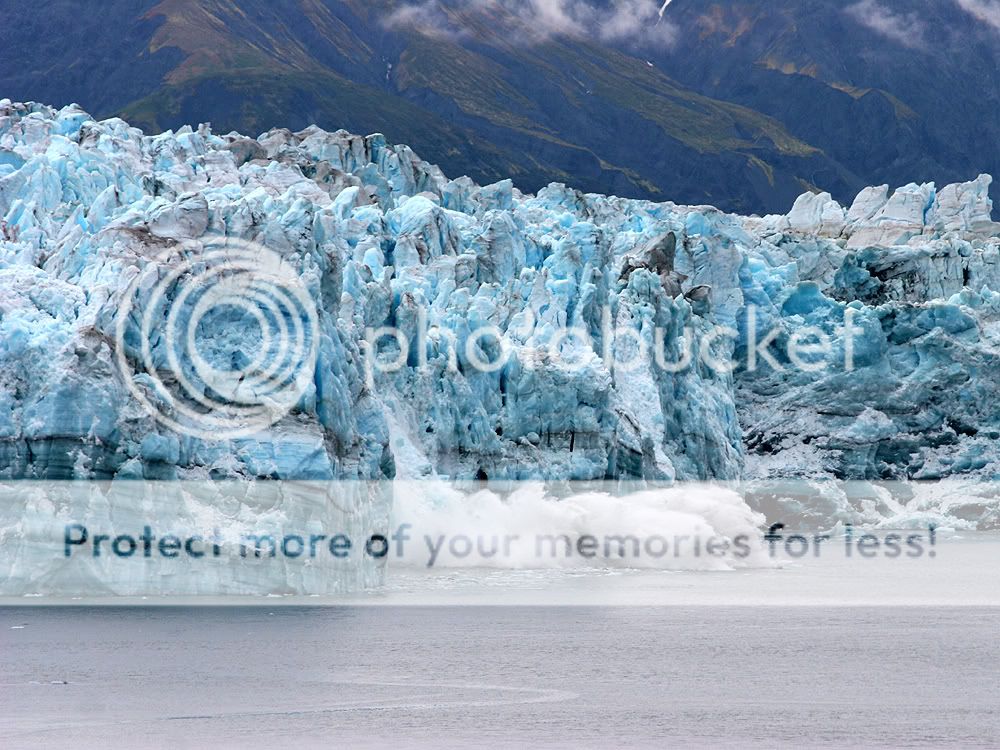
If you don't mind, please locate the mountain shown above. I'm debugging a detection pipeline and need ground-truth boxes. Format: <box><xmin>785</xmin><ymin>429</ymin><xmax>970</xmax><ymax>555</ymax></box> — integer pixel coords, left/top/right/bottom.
<box><xmin>1</xmin><ymin>0</ymin><xmax>998</xmax><ymax>214</ymax></box>
<box><xmin>649</xmin><ymin>0</ymin><xmax>1000</xmax><ymax>211</ymax></box>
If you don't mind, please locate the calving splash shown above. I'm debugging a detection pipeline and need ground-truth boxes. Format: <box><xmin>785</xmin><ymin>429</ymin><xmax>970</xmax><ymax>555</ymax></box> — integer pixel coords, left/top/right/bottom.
<box><xmin>391</xmin><ymin>481</ymin><xmax>769</xmax><ymax>570</ymax></box>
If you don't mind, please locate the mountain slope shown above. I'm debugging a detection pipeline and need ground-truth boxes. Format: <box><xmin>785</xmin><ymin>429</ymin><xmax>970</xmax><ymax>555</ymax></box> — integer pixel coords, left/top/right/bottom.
<box><xmin>650</xmin><ymin>0</ymin><xmax>1000</xmax><ymax>204</ymax></box>
<box><xmin>0</xmin><ymin>0</ymin><xmax>997</xmax><ymax>214</ymax></box>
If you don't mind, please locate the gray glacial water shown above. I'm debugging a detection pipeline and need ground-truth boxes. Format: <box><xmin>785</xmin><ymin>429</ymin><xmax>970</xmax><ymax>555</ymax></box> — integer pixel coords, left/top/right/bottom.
<box><xmin>2</xmin><ymin>606</ymin><xmax>998</xmax><ymax>748</ymax></box>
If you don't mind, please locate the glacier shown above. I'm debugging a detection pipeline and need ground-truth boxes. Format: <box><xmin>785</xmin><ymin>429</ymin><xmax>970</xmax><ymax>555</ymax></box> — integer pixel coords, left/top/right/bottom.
<box><xmin>2</xmin><ymin>98</ymin><xmax>1000</xmax><ymax>545</ymax></box>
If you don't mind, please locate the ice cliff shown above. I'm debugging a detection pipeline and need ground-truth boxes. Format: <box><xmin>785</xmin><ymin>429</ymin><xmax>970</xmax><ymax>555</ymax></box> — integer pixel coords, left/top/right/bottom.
<box><xmin>2</xmin><ymin>100</ymin><xmax>1000</xmax><ymax>529</ymax></box>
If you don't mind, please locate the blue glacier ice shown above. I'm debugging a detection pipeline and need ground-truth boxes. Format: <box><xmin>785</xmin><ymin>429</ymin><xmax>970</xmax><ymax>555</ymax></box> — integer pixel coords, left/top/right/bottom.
<box><xmin>2</xmin><ymin>99</ymin><xmax>1000</xmax><ymax>531</ymax></box>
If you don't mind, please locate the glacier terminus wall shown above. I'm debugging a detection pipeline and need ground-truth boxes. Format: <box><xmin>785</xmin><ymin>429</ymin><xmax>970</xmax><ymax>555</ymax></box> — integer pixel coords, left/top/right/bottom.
<box><xmin>2</xmin><ymin>100</ymin><xmax>1000</xmax><ymax>532</ymax></box>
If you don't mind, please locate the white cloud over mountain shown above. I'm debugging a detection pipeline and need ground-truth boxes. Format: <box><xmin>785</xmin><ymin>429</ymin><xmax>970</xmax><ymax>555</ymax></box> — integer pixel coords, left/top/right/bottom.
<box><xmin>382</xmin><ymin>0</ymin><xmax>679</xmax><ymax>47</ymax></box>
<box><xmin>844</xmin><ymin>0</ymin><xmax>928</xmax><ymax>49</ymax></box>
<box><xmin>954</xmin><ymin>0</ymin><xmax>1000</xmax><ymax>31</ymax></box>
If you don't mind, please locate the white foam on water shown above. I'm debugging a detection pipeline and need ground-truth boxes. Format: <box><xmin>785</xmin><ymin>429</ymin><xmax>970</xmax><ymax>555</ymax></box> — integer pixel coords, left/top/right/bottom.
<box><xmin>391</xmin><ymin>481</ymin><xmax>771</xmax><ymax>570</ymax></box>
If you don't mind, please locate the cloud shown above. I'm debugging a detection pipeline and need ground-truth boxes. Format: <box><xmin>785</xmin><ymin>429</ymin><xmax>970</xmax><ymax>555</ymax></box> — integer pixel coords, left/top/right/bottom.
<box><xmin>844</xmin><ymin>0</ymin><xmax>928</xmax><ymax>48</ymax></box>
<box><xmin>381</xmin><ymin>1</ymin><xmax>463</xmax><ymax>40</ymax></box>
<box><xmin>381</xmin><ymin>0</ymin><xmax>679</xmax><ymax>48</ymax></box>
<box><xmin>954</xmin><ymin>0</ymin><xmax>1000</xmax><ymax>31</ymax></box>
